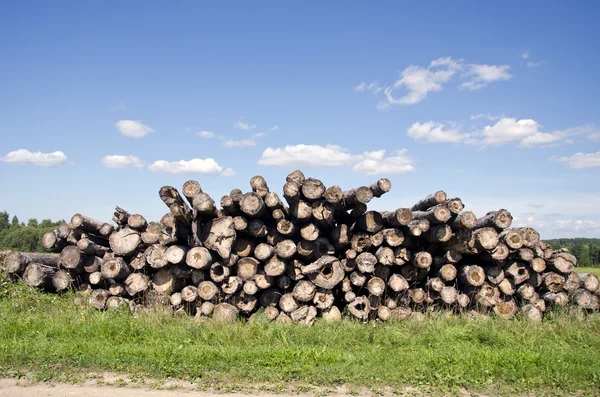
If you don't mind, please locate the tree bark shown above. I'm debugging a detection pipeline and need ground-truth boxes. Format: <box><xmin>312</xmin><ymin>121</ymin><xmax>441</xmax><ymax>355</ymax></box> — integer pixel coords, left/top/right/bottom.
<box><xmin>23</xmin><ymin>263</ymin><xmax>56</xmax><ymax>289</ymax></box>
<box><xmin>412</xmin><ymin>205</ymin><xmax>451</xmax><ymax>224</ymax></box>
<box><xmin>201</xmin><ymin>216</ymin><xmax>235</xmax><ymax>259</ymax></box>
<box><xmin>368</xmin><ymin>178</ymin><xmax>392</xmax><ymax>198</ymax></box>
<box><xmin>411</xmin><ymin>190</ymin><xmax>447</xmax><ymax>211</ymax></box>
<box><xmin>4</xmin><ymin>252</ymin><xmax>59</xmax><ymax>275</ymax></box>
<box><xmin>448</xmin><ymin>211</ymin><xmax>477</xmax><ymax>230</ymax></box>
<box><xmin>42</xmin><ymin>230</ymin><xmax>67</xmax><ymax>252</ymax></box>
<box><xmin>70</xmin><ymin>213</ymin><xmax>114</xmax><ymax>237</ymax></box>
<box><xmin>109</xmin><ymin>227</ymin><xmax>141</xmax><ymax>257</ymax></box>
<box><xmin>579</xmin><ymin>273</ymin><xmax>600</xmax><ymax>293</ymax></box>
<box><xmin>52</xmin><ymin>269</ymin><xmax>74</xmax><ymax>291</ymax></box>
<box><xmin>382</xmin><ymin>208</ymin><xmax>413</xmax><ymax>227</ymax></box>
<box><xmin>475</xmin><ymin>209</ymin><xmax>513</xmax><ymax>231</ymax></box>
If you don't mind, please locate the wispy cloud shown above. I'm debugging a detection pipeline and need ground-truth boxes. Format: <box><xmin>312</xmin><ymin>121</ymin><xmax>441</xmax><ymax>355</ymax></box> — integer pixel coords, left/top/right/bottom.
<box><xmin>234</xmin><ymin>120</ymin><xmax>256</xmax><ymax>130</ymax></box>
<box><xmin>148</xmin><ymin>158</ymin><xmax>234</xmax><ymax>175</ymax></box>
<box><xmin>268</xmin><ymin>125</ymin><xmax>279</xmax><ymax>131</ymax></box>
<box><xmin>526</xmin><ymin>203</ymin><xmax>546</xmax><ymax>208</ymax></box>
<box><xmin>258</xmin><ymin>144</ymin><xmax>415</xmax><ymax>175</ymax></box>
<box><xmin>470</xmin><ymin>113</ymin><xmax>500</xmax><ymax>121</ymax></box>
<box><xmin>101</xmin><ymin>155</ymin><xmax>144</xmax><ymax>169</ymax></box>
<box><xmin>197</xmin><ymin>130</ymin><xmax>215</xmax><ymax>138</ymax></box>
<box><xmin>461</xmin><ymin>64</ymin><xmax>512</xmax><ymax>91</ymax></box>
<box><xmin>222</xmin><ymin>139</ymin><xmax>256</xmax><ymax>148</ymax></box>
<box><xmin>521</xmin><ymin>50</ymin><xmax>529</xmax><ymax>60</ymax></box>
<box><xmin>354</xmin><ymin>81</ymin><xmax>383</xmax><ymax>94</ymax></box>
<box><xmin>116</xmin><ymin>120</ymin><xmax>154</xmax><ymax>138</ymax></box>
<box><xmin>1</xmin><ymin>149</ymin><xmax>68</xmax><ymax>167</ymax></box>
<box><xmin>407</xmin><ymin>121</ymin><xmax>470</xmax><ymax>143</ymax></box>
<box><xmin>553</xmin><ymin>151</ymin><xmax>600</xmax><ymax>169</ymax></box>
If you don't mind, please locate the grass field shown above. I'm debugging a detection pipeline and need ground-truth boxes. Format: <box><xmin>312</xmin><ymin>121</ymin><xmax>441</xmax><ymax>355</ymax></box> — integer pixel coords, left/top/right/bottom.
<box><xmin>1</xmin><ymin>275</ymin><xmax>600</xmax><ymax>396</ymax></box>
<box><xmin>575</xmin><ymin>267</ymin><xmax>600</xmax><ymax>276</ymax></box>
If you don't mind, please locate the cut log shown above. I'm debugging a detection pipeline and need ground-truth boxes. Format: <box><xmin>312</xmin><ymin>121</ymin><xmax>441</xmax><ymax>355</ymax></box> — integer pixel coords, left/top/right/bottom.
<box><xmin>182</xmin><ymin>180</ymin><xmax>203</xmax><ymax>203</ymax></box>
<box><xmin>145</xmin><ymin>244</ymin><xmax>169</xmax><ymax>269</ymax></box>
<box><xmin>543</xmin><ymin>292</ymin><xmax>568</xmax><ymax>307</ymax></box>
<box><xmin>531</xmin><ymin>257</ymin><xmax>547</xmax><ymax>273</ymax></box>
<box><xmin>239</xmin><ymin>192</ymin><xmax>265</xmax><ymax>218</ymax></box>
<box><xmin>301</xmin><ymin>178</ymin><xmax>325</xmax><ymax>201</ymax></box>
<box><xmin>186</xmin><ymin>247</ymin><xmax>213</xmax><ymax>270</ymax></box>
<box><xmin>23</xmin><ymin>263</ymin><xmax>56</xmax><ymax>289</ymax></box>
<box><xmin>445</xmin><ymin>198</ymin><xmax>464</xmax><ymax>214</ymax></box>
<box><xmin>254</xmin><ymin>243</ymin><xmax>275</xmax><ymax>262</ymax></box>
<box><xmin>165</xmin><ymin>245</ymin><xmax>188</xmax><ymax>265</ymax></box>
<box><xmin>460</xmin><ymin>265</ymin><xmax>485</xmax><ymax>287</ymax></box>
<box><xmin>412</xmin><ymin>251</ymin><xmax>432</xmax><ymax>269</ymax></box>
<box><xmin>306</xmin><ymin>255</ymin><xmax>344</xmax><ymax>289</ymax></box>
<box><xmin>89</xmin><ymin>289</ymin><xmax>109</xmax><ymax>310</ymax></box>
<box><xmin>412</xmin><ymin>205</ymin><xmax>451</xmax><ymax>225</ymax></box>
<box><xmin>368</xmin><ymin>178</ymin><xmax>392</xmax><ymax>198</ymax></box>
<box><xmin>393</xmin><ymin>247</ymin><xmax>410</xmax><ymax>266</ymax></box>
<box><xmin>426</xmin><ymin>224</ymin><xmax>453</xmax><ymax>243</ymax></box>
<box><xmin>344</xmin><ymin>186</ymin><xmax>373</xmax><ymax>207</ymax></box>
<box><xmin>563</xmin><ymin>272</ymin><xmax>581</xmax><ymax>292</ymax></box>
<box><xmin>498</xmin><ymin>278</ymin><xmax>516</xmax><ymax>296</ymax></box>
<box><xmin>265</xmin><ymin>256</ymin><xmax>287</xmax><ymax>277</ymax></box>
<box><xmin>52</xmin><ymin>269</ymin><xmax>74</xmax><ymax>291</ymax></box>
<box><xmin>438</xmin><ymin>264</ymin><xmax>457</xmax><ymax>282</ymax></box>
<box><xmin>382</xmin><ymin>208</ymin><xmax>413</xmax><ymax>227</ymax></box>
<box><xmin>243</xmin><ymin>280</ymin><xmax>258</xmax><ymax>295</ymax></box>
<box><xmin>250</xmin><ymin>175</ymin><xmax>270</xmax><ymax>198</ymax></box>
<box><xmin>233</xmin><ymin>238</ymin><xmax>253</xmax><ymax>257</ymax></box>
<box><xmin>254</xmin><ymin>272</ymin><xmax>275</xmax><ymax>290</ymax></box>
<box><xmin>108</xmin><ymin>281</ymin><xmax>125</xmax><ymax>296</ymax></box>
<box><xmin>499</xmin><ymin>229</ymin><xmax>524</xmax><ymax>250</ymax></box>
<box><xmin>248</xmin><ymin>219</ymin><xmax>268</xmax><ymax>238</ymax></box>
<box><xmin>485</xmin><ymin>266</ymin><xmax>505</xmax><ymax>285</ymax></box>
<box><xmin>126</xmin><ymin>214</ymin><xmax>147</xmax><ymax>231</ymax></box>
<box><xmin>88</xmin><ymin>271</ymin><xmax>107</xmax><ymax>288</ymax></box>
<box><xmin>356</xmin><ymin>252</ymin><xmax>377</xmax><ymax>273</ymax></box>
<box><xmin>517</xmin><ymin>284</ymin><xmax>536</xmax><ymax>301</ymax></box>
<box><xmin>77</xmin><ymin>237</ymin><xmax>109</xmax><ymax>257</ymax></box>
<box><xmin>237</xmin><ymin>257</ymin><xmax>259</xmax><ymax>281</ymax></box>
<box><xmin>212</xmin><ymin>303</ymin><xmax>239</xmax><ymax>323</ymax></box>
<box><xmin>210</xmin><ymin>262</ymin><xmax>230</xmax><ymax>283</ymax></box>
<box><xmin>357</xmin><ymin>211</ymin><xmax>384</xmax><ymax>234</ymax></box>
<box><xmin>181</xmin><ymin>285</ymin><xmax>198</xmax><ymax>302</ymax></box>
<box><xmin>140</xmin><ymin>225</ymin><xmax>162</xmax><ymax>245</ymax></box>
<box><xmin>348</xmin><ymin>296</ymin><xmax>370</xmax><ymax>321</ymax></box>
<box><xmin>439</xmin><ymin>286</ymin><xmax>458</xmax><ymax>305</ymax></box>
<box><xmin>474</xmin><ymin>284</ymin><xmax>500</xmax><ymax>308</ymax></box>
<box><xmin>367</xmin><ymin>277</ymin><xmax>386</xmax><ymax>296</ymax></box>
<box><xmin>541</xmin><ymin>272</ymin><xmax>566</xmax><ymax>293</ymax></box>
<box><xmin>475</xmin><ymin>209</ymin><xmax>513</xmax><ymax>231</ymax></box>
<box><xmin>198</xmin><ymin>281</ymin><xmax>219</xmax><ymax>301</ymax></box>
<box><xmin>548</xmin><ymin>252</ymin><xmax>576</xmax><ymax>274</ymax></box>
<box><xmin>505</xmin><ymin>261</ymin><xmax>529</xmax><ymax>285</ymax></box>
<box><xmin>71</xmin><ymin>213</ymin><xmax>114</xmax><ymax>237</ymax></box>
<box><xmin>493</xmin><ymin>298</ymin><xmax>518</xmax><ymax>319</ymax></box>
<box><xmin>152</xmin><ymin>268</ymin><xmax>177</xmax><ymax>295</ymax></box>
<box><xmin>579</xmin><ymin>273</ymin><xmax>600</xmax><ymax>292</ymax></box>
<box><xmin>59</xmin><ymin>246</ymin><xmax>88</xmax><ymax>271</ymax></box>
<box><xmin>125</xmin><ymin>272</ymin><xmax>150</xmax><ymax>296</ymax></box>
<box><xmin>448</xmin><ymin>211</ymin><xmax>477</xmax><ymax>230</ymax></box>
<box><xmin>521</xmin><ymin>304</ymin><xmax>543</xmax><ymax>322</ymax></box>
<box><xmin>201</xmin><ymin>216</ymin><xmax>235</xmax><ymax>259</ymax></box>
<box><xmin>409</xmin><ymin>288</ymin><xmax>426</xmax><ymax>304</ymax></box>
<box><xmin>42</xmin><ymin>230</ymin><xmax>67</xmax><ymax>252</ymax></box>
<box><xmin>109</xmin><ymin>227</ymin><xmax>141</xmax><ymax>256</ymax></box>
<box><xmin>426</xmin><ymin>277</ymin><xmax>444</xmax><ymax>292</ymax></box>
<box><xmin>5</xmin><ymin>252</ymin><xmax>59</xmax><ymax>275</ymax></box>
<box><xmin>411</xmin><ymin>191</ymin><xmax>447</xmax><ymax>211</ymax></box>
<box><xmin>516</xmin><ymin>228</ymin><xmax>540</xmax><ymax>248</ymax></box>
<box><xmin>382</xmin><ymin>228</ymin><xmax>404</xmax><ymax>247</ymax></box>
<box><xmin>292</xmin><ymin>280</ymin><xmax>317</xmax><ymax>302</ymax></box>
<box><xmin>101</xmin><ymin>257</ymin><xmax>132</xmax><ymax>281</ymax></box>
<box><xmin>112</xmin><ymin>206</ymin><xmax>130</xmax><ymax>226</ymax></box>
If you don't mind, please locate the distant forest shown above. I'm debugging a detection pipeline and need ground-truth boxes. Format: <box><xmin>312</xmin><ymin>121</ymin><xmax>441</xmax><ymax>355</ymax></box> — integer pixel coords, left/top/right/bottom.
<box><xmin>0</xmin><ymin>210</ymin><xmax>599</xmax><ymax>267</ymax></box>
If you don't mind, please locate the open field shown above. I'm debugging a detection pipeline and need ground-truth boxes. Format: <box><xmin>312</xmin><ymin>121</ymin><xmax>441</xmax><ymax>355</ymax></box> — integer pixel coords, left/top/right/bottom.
<box><xmin>575</xmin><ymin>267</ymin><xmax>600</xmax><ymax>276</ymax></box>
<box><xmin>1</xmin><ymin>276</ymin><xmax>600</xmax><ymax>396</ymax></box>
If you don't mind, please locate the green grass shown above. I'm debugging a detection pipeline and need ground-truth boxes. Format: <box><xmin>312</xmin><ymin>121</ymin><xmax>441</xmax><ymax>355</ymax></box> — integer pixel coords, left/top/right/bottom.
<box><xmin>1</xmin><ymin>275</ymin><xmax>600</xmax><ymax>396</ymax></box>
<box><xmin>575</xmin><ymin>267</ymin><xmax>600</xmax><ymax>276</ymax></box>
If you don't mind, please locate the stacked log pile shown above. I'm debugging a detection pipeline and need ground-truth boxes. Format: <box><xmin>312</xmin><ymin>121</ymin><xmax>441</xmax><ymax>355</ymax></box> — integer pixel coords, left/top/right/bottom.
<box><xmin>2</xmin><ymin>171</ymin><xmax>599</xmax><ymax>323</ymax></box>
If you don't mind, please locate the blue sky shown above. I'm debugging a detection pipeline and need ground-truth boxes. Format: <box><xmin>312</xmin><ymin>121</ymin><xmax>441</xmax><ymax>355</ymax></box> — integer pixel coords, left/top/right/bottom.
<box><xmin>1</xmin><ymin>1</ymin><xmax>599</xmax><ymax>238</ymax></box>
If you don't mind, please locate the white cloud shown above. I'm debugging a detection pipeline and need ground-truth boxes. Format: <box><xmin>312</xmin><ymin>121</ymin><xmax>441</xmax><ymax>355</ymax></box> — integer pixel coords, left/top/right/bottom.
<box><xmin>198</xmin><ymin>130</ymin><xmax>215</xmax><ymax>138</ymax></box>
<box><xmin>258</xmin><ymin>144</ymin><xmax>415</xmax><ymax>174</ymax></box>
<box><xmin>461</xmin><ymin>64</ymin><xmax>512</xmax><ymax>90</ymax></box>
<box><xmin>520</xmin><ymin>124</ymin><xmax>599</xmax><ymax>148</ymax></box>
<box><xmin>354</xmin><ymin>81</ymin><xmax>382</xmax><ymax>94</ymax></box>
<box><xmin>407</xmin><ymin>121</ymin><xmax>470</xmax><ymax>143</ymax></box>
<box><xmin>269</xmin><ymin>125</ymin><xmax>278</xmax><ymax>131</ymax></box>
<box><xmin>234</xmin><ymin>121</ymin><xmax>256</xmax><ymax>130</ymax></box>
<box><xmin>517</xmin><ymin>217</ymin><xmax>600</xmax><ymax>238</ymax></box>
<box><xmin>479</xmin><ymin>117</ymin><xmax>540</xmax><ymax>146</ymax></box>
<box><xmin>101</xmin><ymin>155</ymin><xmax>144</xmax><ymax>169</ymax></box>
<box><xmin>252</xmin><ymin>132</ymin><xmax>267</xmax><ymax>139</ymax></box>
<box><xmin>382</xmin><ymin>57</ymin><xmax>462</xmax><ymax>106</ymax></box>
<box><xmin>222</xmin><ymin>139</ymin><xmax>256</xmax><ymax>148</ymax></box>
<box><xmin>116</xmin><ymin>120</ymin><xmax>154</xmax><ymax>138</ymax></box>
<box><xmin>1</xmin><ymin>149</ymin><xmax>68</xmax><ymax>167</ymax></box>
<box><xmin>589</xmin><ymin>132</ymin><xmax>600</xmax><ymax>141</ymax></box>
<box><xmin>527</xmin><ymin>61</ymin><xmax>543</xmax><ymax>68</ymax></box>
<box><xmin>521</xmin><ymin>51</ymin><xmax>529</xmax><ymax>60</ymax></box>
<box><xmin>470</xmin><ymin>113</ymin><xmax>500</xmax><ymax>121</ymax></box>
<box><xmin>148</xmin><ymin>158</ymin><xmax>231</xmax><ymax>175</ymax></box>
<box><xmin>554</xmin><ymin>152</ymin><xmax>600</xmax><ymax>169</ymax></box>
<box><xmin>221</xmin><ymin>168</ymin><xmax>236</xmax><ymax>176</ymax></box>
<box><xmin>526</xmin><ymin>203</ymin><xmax>545</xmax><ymax>208</ymax></box>
<box><xmin>352</xmin><ymin>149</ymin><xmax>415</xmax><ymax>175</ymax></box>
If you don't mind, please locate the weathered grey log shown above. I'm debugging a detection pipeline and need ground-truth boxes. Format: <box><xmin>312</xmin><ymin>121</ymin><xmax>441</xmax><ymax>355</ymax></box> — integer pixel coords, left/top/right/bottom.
<box><xmin>516</xmin><ymin>227</ymin><xmax>540</xmax><ymax>248</ymax></box>
<box><xmin>239</xmin><ymin>192</ymin><xmax>265</xmax><ymax>218</ymax></box>
<box><xmin>201</xmin><ymin>216</ymin><xmax>235</xmax><ymax>258</ymax></box>
<box><xmin>52</xmin><ymin>269</ymin><xmax>74</xmax><ymax>291</ymax></box>
<box><xmin>71</xmin><ymin>213</ymin><xmax>114</xmax><ymax>237</ymax></box>
<box><xmin>236</xmin><ymin>257</ymin><xmax>259</xmax><ymax>281</ymax></box>
<box><xmin>89</xmin><ymin>288</ymin><xmax>109</xmax><ymax>310</ymax></box>
<box><xmin>212</xmin><ymin>303</ymin><xmax>239</xmax><ymax>323</ymax></box>
<box><xmin>411</xmin><ymin>191</ymin><xmax>447</xmax><ymax>211</ymax></box>
<box><xmin>300</xmin><ymin>178</ymin><xmax>325</xmax><ymax>201</ymax></box>
<box><xmin>412</xmin><ymin>205</ymin><xmax>451</xmax><ymax>225</ymax></box>
<box><xmin>109</xmin><ymin>227</ymin><xmax>141</xmax><ymax>257</ymax></box>
<box><xmin>426</xmin><ymin>224</ymin><xmax>453</xmax><ymax>243</ymax></box>
<box><xmin>448</xmin><ymin>211</ymin><xmax>477</xmax><ymax>230</ymax></box>
<box><xmin>521</xmin><ymin>304</ymin><xmax>543</xmax><ymax>321</ymax></box>
<box><xmin>412</xmin><ymin>251</ymin><xmax>432</xmax><ymax>269</ymax></box>
<box><xmin>409</xmin><ymin>288</ymin><xmax>427</xmax><ymax>304</ymax></box>
<box><xmin>77</xmin><ymin>237</ymin><xmax>109</xmax><ymax>258</ymax></box>
<box><xmin>112</xmin><ymin>206</ymin><xmax>130</xmax><ymax>226</ymax></box>
<box><xmin>165</xmin><ymin>245</ymin><xmax>188</xmax><ymax>265</ymax></box>
<box><xmin>367</xmin><ymin>277</ymin><xmax>386</xmax><ymax>296</ymax></box>
<box><xmin>343</xmin><ymin>186</ymin><xmax>373</xmax><ymax>208</ymax></box>
<box><xmin>306</xmin><ymin>255</ymin><xmax>344</xmax><ymax>289</ymax></box>
<box><xmin>541</xmin><ymin>272</ymin><xmax>566</xmax><ymax>293</ymax></box>
<box><xmin>480</xmin><ymin>242</ymin><xmax>509</xmax><ymax>261</ymax></box>
<box><xmin>543</xmin><ymin>291</ymin><xmax>568</xmax><ymax>306</ymax></box>
<box><xmin>348</xmin><ymin>296</ymin><xmax>370</xmax><ymax>321</ymax></box>
<box><xmin>191</xmin><ymin>193</ymin><xmax>218</xmax><ymax>217</ymax></box>
<box><xmin>382</xmin><ymin>208</ymin><xmax>413</xmax><ymax>227</ymax></box>
<box><xmin>184</xmin><ymin>247</ymin><xmax>212</xmax><ymax>270</ymax></box>
<box><xmin>494</xmin><ymin>298</ymin><xmax>518</xmax><ymax>319</ymax></box>
<box><xmin>579</xmin><ymin>273</ymin><xmax>600</xmax><ymax>292</ymax></box>
<box><xmin>88</xmin><ymin>271</ymin><xmax>107</xmax><ymax>288</ymax></box>
<box><xmin>232</xmin><ymin>216</ymin><xmax>248</xmax><ymax>232</ymax></box>
<box><xmin>144</xmin><ymin>244</ymin><xmax>168</xmax><ymax>269</ymax></box>
<box><xmin>23</xmin><ymin>263</ymin><xmax>56</xmax><ymax>289</ymax></box>
<box><xmin>210</xmin><ymin>262</ymin><xmax>230</xmax><ymax>283</ymax></box>
<box><xmin>356</xmin><ymin>252</ymin><xmax>377</xmax><ymax>273</ymax></box>
<box><xmin>125</xmin><ymin>272</ymin><xmax>150</xmax><ymax>296</ymax></box>
<box><xmin>572</xmin><ymin>290</ymin><xmax>599</xmax><ymax>310</ymax></box>
<box><xmin>4</xmin><ymin>252</ymin><xmax>59</xmax><ymax>275</ymax></box>
<box><xmin>563</xmin><ymin>272</ymin><xmax>581</xmax><ymax>292</ymax></box>
<box><xmin>548</xmin><ymin>251</ymin><xmax>576</xmax><ymax>274</ymax></box>
<box><xmin>356</xmin><ymin>211</ymin><xmax>384</xmax><ymax>234</ymax></box>
<box><xmin>445</xmin><ymin>198</ymin><xmax>464</xmax><ymax>215</ymax></box>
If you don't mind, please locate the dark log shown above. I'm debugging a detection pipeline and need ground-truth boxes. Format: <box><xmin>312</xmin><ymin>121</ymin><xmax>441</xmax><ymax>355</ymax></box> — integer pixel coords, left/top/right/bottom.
<box><xmin>485</xmin><ymin>265</ymin><xmax>505</xmax><ymax>285</ymax></box>
<box><xmin>368</xmin><ymin>178</ymin><xmax>392</xmax><ymax>198</ymax></box>
<box><xmin>23</xmin><ymin>263</ymin><xmax>56</xmax><ymax>289</ymax></box>
<box><xmin>357</xmin><ymin>211</ymin><xmax>384</xmax><ymax>233</ymax></box>
<box><xmin>411</xmin><ymin>190</ymin><xmax>447</xmax><ymax>211</ymax></box>
<box><xmin>460</xmin><ymin>265</ymin><xmax>485</xmax><ymax>287</ymax></box>
<box><xmin>283</xmin><ymin>181</ymin><xmax>300</xmax><ymax>204</ymax></box>
<box><xmin>475</xmin><ymin>209</ymin><xmax>513</xmax><ymax>231</ymax></box>
<box><xmin>221</xmin><ymin>195</ymin><xmax>240</xmax><ymax>216</ymax></box>
<box><xmin>233</xmin><ymin>238</ymin><xmax>254</xmax><ymax>257</ymax></box>
<box><xmin>311</xmin><ymin>201</ymin><xmax>335</xmax><ymax>227</ymax></box>
<box><xmin>331</xmin><ymin>224</ymin><xmax>352</xmax><ymax>249</ymax></box>
<box><xmin>301</xmin><ymin>178</ymin><xmax>325</xmax><ymax>201</ymax></box>
<box><xmin>393</xmin><ymin>247</ymin><xmax>410</xmax><ymax>266</ymax></box>
<box><xmin>112</xmin><ymin>206</ymin><xmax>130</xmax><ymax>226</ymax></box>
<box><xmin>210</xmin><ymin>262</ymin><xmax>230</xmax><ymax>283</ymax></box>
<box><xmin>412</xmin><ymin>204</ymin><xmax>451</xmax><ymax>225</ymax></box>
<box><xmin>59</xmin><ymin>246</ymin><xmax>88</xmax><ymax>271</ymax></box>
<box><xmin>77</xmin><ymin>237</ymin><xmax>109</xmax><ymax>257</ymax></box>
<box><xmin>426</xmin><ymin>224</ymin><xmax>453</xmax><ymax>243</ymax></box>
<box><xmin>4</xmin><ymin>251</ymin><xmax>59</xmax><ymax>274</ymax></box>
<box><xmin>70</xmin><ymin>213</ymin><xmax>114</xmax><ymax>237</ymax></box>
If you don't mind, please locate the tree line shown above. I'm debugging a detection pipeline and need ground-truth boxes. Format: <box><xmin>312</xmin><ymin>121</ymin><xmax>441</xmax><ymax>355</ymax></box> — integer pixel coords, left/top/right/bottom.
<box><xmin>1</xmin><ymin>210</ymin><xmax>599</xmax><ymax>267</ymax></box>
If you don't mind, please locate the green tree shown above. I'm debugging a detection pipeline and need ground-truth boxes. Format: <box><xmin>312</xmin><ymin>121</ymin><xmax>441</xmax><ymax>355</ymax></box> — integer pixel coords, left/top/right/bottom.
<box><xmin>27</xmin><ymin>218</ymin><xmax>39</xmax><ymax>227</ymax></box>
<box><xmin>10</xmin><ymin>215</ymin><xmax>19</xmax><ymax>228</ymax></box>
<box><xmin>0</xmin><ymin>211</ymin><xmax>9</xmax><ymax>230</ymax></box>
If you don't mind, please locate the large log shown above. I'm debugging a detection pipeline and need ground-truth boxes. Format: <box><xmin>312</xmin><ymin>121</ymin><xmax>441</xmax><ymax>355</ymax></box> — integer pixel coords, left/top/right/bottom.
<box><xmin>412</xmin><ymin>205</ymin><xmax>451</xmax><ymax>225</ymax></box>
<box><xmin>411</xmin><ymin>191</ymin><xmax>447</xmax><ymax>211</ymax></box>
<box><xmin>70</xmin><ymin>213</ymin><xmax>114</xmax><ymax>237</ymax></box>
<box><xmin>4</xmin><ymin>252</ymin><xmax>59</xmax><ymax>275</ymax></box>
<box><xmin>23</xmin><ymin>263</ymin><xmax>56</xmax><ymax>289</ymax></box>
<box><xmin>109</xmin><ymin>227</ymin><xmax>141</xmax><ymax>256</ymax></box>
<box><xmin>475</xmin><ymin>209</ymin><xmax>513</xmax><ymax>231</ymax></box>
<box><xmin>201</xmin><ymin>216</ymin><xmax>235</xmax><ymax>258</ymax></box>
